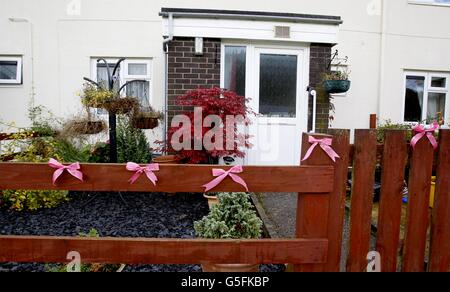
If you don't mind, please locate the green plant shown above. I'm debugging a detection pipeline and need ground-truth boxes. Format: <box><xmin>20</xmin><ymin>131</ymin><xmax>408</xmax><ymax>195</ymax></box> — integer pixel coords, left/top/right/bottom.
<box><xmin>81</xmin><ymin>83</ymin><xmax>116</xmax><ymax>108</ymax></box>
<box><xmin>322</xmin><ymin>70</ymin><xmax>350</xmax><ymax>81</ymax></box>
<box><xmin>28</xmin><ymin>105</ymin><xmax>60</xmax><ymax>136</ymax></box>
<box><xmin>376</xmin><ymin>120</ymin><xmax>413</xmax><ymax>144</ymax></box>
<box><xmin>87</xmin><ymin>142</ymin><xmax>110</xmax><ymax>163</ymax></box>
<box><xmin>194</xmin><ymin>192</ymin><xmax>262</xmax><ymax>239</ymax></box>
<box><xmin>117</xmin><ymin>117</ymin><xmax>152</xmax><ymax>163</ymax></box>
<box><xmin>1</xmin><ymin>189</ymin><xmax>69</xmax><ymax>212</ymax></box>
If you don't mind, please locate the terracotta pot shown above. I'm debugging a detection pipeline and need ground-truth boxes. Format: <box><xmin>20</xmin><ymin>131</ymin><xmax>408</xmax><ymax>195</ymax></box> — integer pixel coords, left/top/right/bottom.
<box><xmin>132</xmin><ymin>117</ymin><xmax>159</xmax><ymax>129</ymax></box>
<box><xmin>203</xmin><ymin>194</ymin><xmax>219</xmax><ymax>209</ymax></box>
<box><xmin>153</xmin><ymin>155</ymin><xmax>179</xmax><ymax>164</ymax></box>
<box><xmin>202</xmin><ymin>263</ymin><xmax>259</xmax><ymax>272</ymax></box>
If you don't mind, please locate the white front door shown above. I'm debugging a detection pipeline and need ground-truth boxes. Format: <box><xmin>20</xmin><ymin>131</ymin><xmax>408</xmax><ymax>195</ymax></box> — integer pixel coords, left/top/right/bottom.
<box><xmin>246</xmin><ymin>47</ymin><xmax>308</xmax><ymax>166</ymax></box>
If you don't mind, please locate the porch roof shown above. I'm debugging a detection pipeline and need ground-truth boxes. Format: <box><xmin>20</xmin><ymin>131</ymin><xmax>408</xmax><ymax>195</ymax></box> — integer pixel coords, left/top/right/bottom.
<box><xmin>160</xmin><ymin>8</ymin><xmax>343</xmax><ymax>25</ymax></box>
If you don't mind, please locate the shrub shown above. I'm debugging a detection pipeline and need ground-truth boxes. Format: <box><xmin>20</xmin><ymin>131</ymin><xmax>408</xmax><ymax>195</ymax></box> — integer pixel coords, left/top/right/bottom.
<box><xmin>1</xmin><ymin>189</ymin><xmax>69</xmax><ymax>212</ymax></box>
<box><xmin>117</xmin><ymin>117</ymin><xmax>152</xmax><ymax>163</ymax></box>
<box><xmin>166</xmin><ymin>87</ymin><xmax>253</xmax><ymax>164</ymax></box>
<box><xmin>376</xmin><ymin>120</ymin><xmax>413</xmax><ymax>143</ymax></box>
<box><xmin>194</xmin><ymin>192</ymin><xmax>262</xmax><ymax>239</ymax></box>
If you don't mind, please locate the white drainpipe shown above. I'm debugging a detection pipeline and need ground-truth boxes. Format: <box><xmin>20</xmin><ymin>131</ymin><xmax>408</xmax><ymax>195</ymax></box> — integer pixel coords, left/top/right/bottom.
<box><xmin>310</xmin><ymin>90</ymin><xmax>317</xmax><ymax>133</ymax></box>
<box><xmin>163</xmin><ymin>13</ymin><xmax>174</xmax><ymax>153</ymax></box>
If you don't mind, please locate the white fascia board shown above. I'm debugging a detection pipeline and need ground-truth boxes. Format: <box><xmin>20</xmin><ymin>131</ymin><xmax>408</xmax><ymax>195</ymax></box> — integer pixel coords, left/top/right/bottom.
<box><xmin>162</xmin><ymin>18</ymin><xmax>339</xmax><ymax>44</ymax></box>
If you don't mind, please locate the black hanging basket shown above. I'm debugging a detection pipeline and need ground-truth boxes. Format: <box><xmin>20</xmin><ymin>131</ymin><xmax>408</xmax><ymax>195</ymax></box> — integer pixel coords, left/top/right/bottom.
<box><xmin>323</xmin><ymin>80</ymin><xmax>351</xmax><ymax>94</ymax></box>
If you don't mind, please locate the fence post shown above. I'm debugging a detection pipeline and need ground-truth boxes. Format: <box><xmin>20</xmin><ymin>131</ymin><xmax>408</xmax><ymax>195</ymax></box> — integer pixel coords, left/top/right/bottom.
<box><xmin>370</xmin><ymin>114</ymin><xmax>377</xmax><ymax>129</ymax></box>
<box><xmin>294</xmin><ymin>131</ymin><xmax>349</xmax><ymax>272</ymax></box>
<box><xmin>402</xmin><ymin>130</ymin><xmax>435</xmax><ymax>272</ymax></box>
<box><xmin>429</xmin><ymin>129</ymin><xmax>450</xmax><ymax>272</ymax></box>
<box><xmin>326</xmin><ymin>129</ymin><xmax>350</xmax><ymax>272</ymax></box>
<box><xmin>346</xmin><ymin>129</ymin><xmax>378</xmax><ymax>272</ymax></box>
<box><xmin>376</xmin><ymin>130</ymin><xmax>408</xmax><ymax>272</ymax></box>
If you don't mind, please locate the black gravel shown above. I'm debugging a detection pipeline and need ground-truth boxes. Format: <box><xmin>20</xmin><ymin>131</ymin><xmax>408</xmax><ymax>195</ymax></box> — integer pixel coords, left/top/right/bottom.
<box><xmin>0</xmin><ymin>192</ymin><xmax>284</xmax><ymax>272</ymax></box>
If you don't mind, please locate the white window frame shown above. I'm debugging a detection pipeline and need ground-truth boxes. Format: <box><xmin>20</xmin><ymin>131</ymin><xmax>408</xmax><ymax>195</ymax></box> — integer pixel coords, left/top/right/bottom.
<box><xmin>403</xmin><ymin>71</ymin><xmax>450</xmax><ymax>124</ymax></box>
<box><xmin>408</xmin><ymin>0</ymin><xmax>450</xmax><ymax>8</ymax></box>
<box><xmin>0</xmin><ymin>56</ymin><xmax>22</xmax><ymax>85</ymax></box>
<box><xmin>90</xmin><ymin>58</ymin><xmax>153</xmax><ymax>110</ymax></box>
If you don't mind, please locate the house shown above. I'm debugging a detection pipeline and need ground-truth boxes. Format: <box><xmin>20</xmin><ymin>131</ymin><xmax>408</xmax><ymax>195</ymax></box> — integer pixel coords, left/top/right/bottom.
<box><xmin>1</xmin><ymin>0</ymin><xmax>449</xmax><ymax>165</ymax></box>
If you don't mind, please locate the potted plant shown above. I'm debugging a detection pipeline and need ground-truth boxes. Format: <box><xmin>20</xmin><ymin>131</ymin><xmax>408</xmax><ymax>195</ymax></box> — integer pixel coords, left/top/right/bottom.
<box><xmin>132</xmin><ymin>106</ymin><xmax>164</xmax><ymax>130</ymax></box>
<box><xmin>81</xmin><ymin>83</ymin><xmax>139</xmax><ymax>114</ymax></box>
<box><xmin>194</xmin><ymin>192</ymin><xmax>263</xmax><ymax>272</ymax></box>
<box><xmin>322</xmin><ymin>70</ymin><xmax>351</xmax><ymax>94</ymax></box>
<box><xmin>203</xmin><ymin>193</ymin><xmax>219</xmax><ymax>209</ymax></box>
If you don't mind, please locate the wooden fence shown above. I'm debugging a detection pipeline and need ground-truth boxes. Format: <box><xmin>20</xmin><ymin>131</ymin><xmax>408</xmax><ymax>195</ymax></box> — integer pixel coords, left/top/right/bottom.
<box><xmin>0</xmin><ymin>129</ymin><xmax>449</xmax><ymax>272</ymax></box>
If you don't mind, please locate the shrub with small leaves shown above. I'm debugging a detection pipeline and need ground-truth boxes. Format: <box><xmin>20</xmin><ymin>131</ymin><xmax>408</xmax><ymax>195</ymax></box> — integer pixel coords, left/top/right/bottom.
<box><xmin>194</xmin><ymin>192</ymin><xmax>262</xmax><ymax>239</ymax></box>
<box><xmin>1</xmin><ymin>189</ymin><xmax>69</xmax><ymax>212</ymax></box>
<box><xmin>117</xmin><ymin>117</ymin><xmax>152</xmax><ymax>163</ymax></box>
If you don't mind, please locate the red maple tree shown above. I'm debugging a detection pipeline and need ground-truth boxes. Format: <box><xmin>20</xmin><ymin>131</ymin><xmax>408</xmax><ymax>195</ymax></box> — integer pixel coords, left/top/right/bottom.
<box><xmin>166</xmin><ymin>87</ymin><xmax>254</xmax><ymax>164</ymax></box>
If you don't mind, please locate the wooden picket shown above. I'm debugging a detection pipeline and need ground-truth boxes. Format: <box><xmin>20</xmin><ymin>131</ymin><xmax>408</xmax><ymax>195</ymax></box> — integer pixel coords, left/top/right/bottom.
<box><xmin>429</xmin><ymin>130</ymin><xmax>450</xmax><ymax>272</ymax></box>
<box><xmin>376</xmin><ymin>130</ymin><xmax>408</xmax><ymax>272</ymax></box>
<box><xmin>346</xmin><ymin>129</ymin><xmax>378</xmax><ymax>272</ymax></box>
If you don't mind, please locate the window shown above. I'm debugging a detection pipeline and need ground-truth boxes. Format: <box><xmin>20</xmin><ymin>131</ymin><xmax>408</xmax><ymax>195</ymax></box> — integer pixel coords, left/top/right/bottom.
<box><xmin>409</xmin><ymin>0</ymin><xmax>450</xmax><ymax>7</ymax></box>
<box><xmin>91</xmin><ymin>58</ymin><xmax>152</xmax><ymax>113</ymax></box>
<box><xmin>259</xmin><ymin>53</ymin><xmax>298</xmax><ymax>118</ymax></box>
<box><xmin>404</xmin><ymin>71</ymin><xmax>449</xmax><ymax>123</ymax></box>
<box><xmin>0</xmin><ymin>56</ymin><xmax>22</xmax><ymax>84</ymax></box>
<box><xmin>223</xmin><ymin>46</ymin><xmax>246</xmax><ymax>96</ymax></box>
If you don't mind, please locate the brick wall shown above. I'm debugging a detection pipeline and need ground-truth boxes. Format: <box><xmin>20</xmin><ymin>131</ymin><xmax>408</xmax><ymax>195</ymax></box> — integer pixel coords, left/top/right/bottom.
<box><xmin>167</xmin><ymin>37</ymin><xmax>221</xmax><ymax>120</ymax></box>
<box><xmin>309</xmin><ymin>43</ymin><xmax>332</xmax><ymax>133</ymax></box>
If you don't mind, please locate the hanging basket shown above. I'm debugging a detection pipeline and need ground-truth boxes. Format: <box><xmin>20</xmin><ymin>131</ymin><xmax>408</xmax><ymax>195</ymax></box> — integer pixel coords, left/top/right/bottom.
<box><xmin>100</xmin><ymin>97</ymin><xmax>139</xmax><ymax>114</ymax></box>
<box><xmin>132</xmin><ymin>116</ymin><xmax>159</xmax><ymax>129</ymax></box>
<box><xmin>70</xmin><ymin>121</ymin><xmax>106</xmax><ymax>135</ymax></box>
<box><xmin>323</xmin><ymin>80</ymin><xmax>351</xmax><ymax>94</ymax></box>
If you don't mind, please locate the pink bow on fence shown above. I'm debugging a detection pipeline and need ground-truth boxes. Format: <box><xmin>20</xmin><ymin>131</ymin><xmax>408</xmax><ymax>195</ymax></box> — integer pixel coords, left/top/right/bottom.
<box><xmin>126</xmin><ymin>162</ymin><xmax>160</xmax><ymax>185</ymax></box>
<box><xmin>203</xmin><ymin>165</ymin><xmax>249</xmax><ymax>193</ymax></box>
<box><xmin>48</xmin><ymin>158</ymin><xmax>84</xmax><ymax>185</ymax></box>
<box><xmin>302</xmin><ymin>136</ymin><xmax>340</xmax><ymax>163</ymax></box>
<box><xmin>411</xmin><ymin>122</ymin><xmax>439</xmax><ymax>150</ymax></box>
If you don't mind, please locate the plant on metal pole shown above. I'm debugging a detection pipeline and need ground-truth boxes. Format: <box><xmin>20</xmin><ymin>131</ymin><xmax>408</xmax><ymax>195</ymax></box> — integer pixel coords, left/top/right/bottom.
<box><xmin>82</xmin><ymin>58</ymin><xmax>147</xmax><ymax>162</ymax></box>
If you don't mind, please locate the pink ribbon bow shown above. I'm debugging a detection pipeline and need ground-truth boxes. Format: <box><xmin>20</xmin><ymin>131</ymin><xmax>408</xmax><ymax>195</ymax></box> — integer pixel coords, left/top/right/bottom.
<box><xmin>126</xmin><ymin>162</ymin><xmax>160</xmax><ymax>185</ymax></box>
<box><xmin>411</xmin><ymin>122</ymin><xmax>439</xmax><ymax>150</ymax></box>
<box><xmin>302</xmin><ymin>136</ymin><xmax>340</xmax><ymax>163</ymax></box>
<box><xmin>203</xmin><ymin>165</ymin><xmax>249</xmax><ymax>192</ymax></box>
<box><xmin>48</xmin><ymin>158</ymin><xmax>84</xmax><ymax>185</ymax></box>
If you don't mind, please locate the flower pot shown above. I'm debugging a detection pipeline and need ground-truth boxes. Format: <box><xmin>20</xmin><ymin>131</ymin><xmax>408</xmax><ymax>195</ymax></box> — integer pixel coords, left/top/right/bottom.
<box><xmin>203</xmin><ymin>193</ymin><xmax>219</xmax><ymax>209</ymax></box>
<box><xmin>323</xmin><ymin>80</ymin><xmax>351</xmax><ymax>94</ymax></box>
<box><xmin>202</xmin><ymin>263</ymin><xmax>259</xmax><ymax>272</ymax></box>
<box><xmin>132</xmin><ymin>117</ymin><xmax>159</xmax><ymax>130</ymax></box>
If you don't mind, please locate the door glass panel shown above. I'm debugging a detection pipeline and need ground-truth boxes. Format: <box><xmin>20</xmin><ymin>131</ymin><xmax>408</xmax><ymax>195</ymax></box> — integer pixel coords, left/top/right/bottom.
<box><xmin>427</xmin><ymin>92</ymin><xmax>446</xmax><ymax>121</ymax></box>
<box><xmin>404</xmin><ymin>75</ymin><xmax>425</xmax><ymax>122</ymax></box>
<box><xmin>224</xmin><ymin>46</ymin><xmax>246</xmax><ymax>96</ymax></box>
<box><xmin>259</xmin><ymin>54</ymin><xmax>297</xmax><ymax>118</ymax></box>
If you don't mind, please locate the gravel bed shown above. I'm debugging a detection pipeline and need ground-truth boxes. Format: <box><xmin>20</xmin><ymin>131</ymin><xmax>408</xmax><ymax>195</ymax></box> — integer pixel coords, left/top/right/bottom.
<box><xmin>0</xmin><ymin>192</ymin><xmax>284</xmax><ymax>273</ymax></box>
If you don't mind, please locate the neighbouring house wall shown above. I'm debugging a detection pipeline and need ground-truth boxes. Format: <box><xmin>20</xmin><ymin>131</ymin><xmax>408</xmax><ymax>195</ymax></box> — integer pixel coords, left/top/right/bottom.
<box><xmin>167</xmin><ymin>37</ymin><xmax>221</xmax><ymax>121</ymax></box>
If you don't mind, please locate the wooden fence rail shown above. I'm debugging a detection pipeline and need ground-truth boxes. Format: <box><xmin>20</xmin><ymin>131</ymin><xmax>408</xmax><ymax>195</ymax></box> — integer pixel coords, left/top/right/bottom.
<box><xmin>0</xmin><ymin>129</ymin><xmax>449</xmax><ymax>272</ymax></box>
